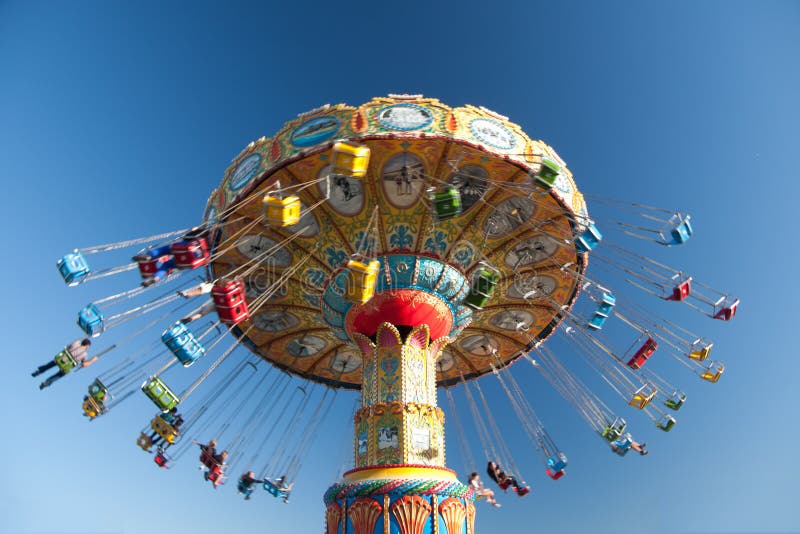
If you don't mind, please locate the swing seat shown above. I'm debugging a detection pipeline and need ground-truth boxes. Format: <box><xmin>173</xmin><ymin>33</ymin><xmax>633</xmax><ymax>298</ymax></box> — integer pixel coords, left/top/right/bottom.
<box><xmin>700</xmin><ymin>362</ymin><xmax>724</xmax><ymax>383</ymax></box>
<box><xmin>212</xmin><ymin>279</ymin><xmax>246</xmax><ymax>307</ymax></box>
<box><xmin>596</xmin><ymin>292</ymin><xmax>616</xmax><ymax>315</ymax></box>
<box><xmin>137</xmin><ymin>254</ymin><xmax>174</xmax><ymax>279</ymax></box>
<box><xmin>345</xmin><ymin>259</ymin><xmax>380</xmax><ymax>304</ymax></box>
<box><xmin>663</xmin><ymin>391</ymin><xmax>686</xmax><ymax>411</ymax></box>
<box><xmin>88</xmin><ymin>378</ymin><xmax>110</xmax><ymax>403</ymax></box>
<box><xmin>628</xmin><ymin>386</ymin><xmax>657</xmax><ymax>409</ymax></box>
<box><xmin>587</xmin><ymin>313</ymin><xmax>608</xmax><ymax>330</ymax></box>
<box><xmin>77</xmin><ymin>304</ymin><xmax>104</xmax><ymax>337</ymax></box>
<box><xmin>263</xmin><ymin>195</ymin><xmax>302</xmax><ymax>227</ymax></box>
<box><xmin>464</xmin><ymin>268</ymin><xmax>500</xmax><ymax>310</ymax></box>
<box><xmin>627</xmin><ymin>338</ymin><xmax>658</xmax><ymax>370</ymax></box>
<box><xmin>656</xmin><ymin>415</ymin><xmax>676</xmax><ymax>432</ymax></box>
<box><xmin>535</xmin><ymin>157</ymin><xmax>560</xmax><ymax>189</ymax></box>
<box><xmin>714</xmin><ymin>299</ymin><xmax>739</xmax><ymax>321</ymax></box>
<box><xmin>57</xmin><ymin>251</ymin><xmax>90</xmax><ymax>286</ymax></box>
<box><xmin>154</xmin><ymin>452</ymin><xmax>170</xmax><ymax>468</ymax></box>
<box><xmin>137</xmin><ymin>432</ymin><xmax>153</xmax><ymax>451</ymax></box>
<box><xmin>546</xmin><ymin>468</ymin><xmax>565</xmax><ymax>480</ymax></box>
<box><xmin>200</xmin><ymin>449</ymin><xmax>216</xmax><ymax>469</ymax></box>
<box><xmin>207</xmin><ymin>465</ymin><xmax>224</xmax><ymax>485</ymax></box>
<box><xmin>82</xmin><ymin>396</ymin><xmax>105</xmax><ymax>419</ymax></box>
<box><xmin>611</xmin><ymin>436</ymin><xmax>633</xmax><ymax>456</ymax></box>
<box><xmin>689</xmin><ymin>341</ymin><xmax>713</xmax><ymax>361</ymax></box>
<box><xmin>150</xmin><ymin>416</ymin><xmax>180</xmax><ymax>444</ymax></box>
<box><xmin>515</xmin><ymin>486</ymin><xmax>531</xmax><ymax>497</ymax></box>
<box><xmin>669</xmin><ymin>219</ymin><xmax>693</xmax><ymax>245</ymax></box>
<box><xmin>212</xmin><ymin>279</ymin><xmax>250</xmax><ymax>325</ymax></box>
<box><xmin>601</xmin><ymin>417</ymin><xmax>627</xmax><ymax>442</ymax></box>
<box><xmin>264</xmin><ymin>480</ymin><xmax>282</xmax><ymax>497</ymax></box>
<box><xmin>141</xmin><ymin>376</ymin><xmax>180</xmax><ymax>412</ymax></box>
<box><xmin>546</xmin><ymin>452</ymin><xmax>568</xmax><ymax>472</ymax></box>
<box><xmin>54</xmin><ymin>348</ymin><xmax>79</xmax><ymax>374</ymax></box>
<box><xmin>238</xmin><ymin>480</ymin><xmax>254</xmax><ymax>496</ymax></box>
<box><xmin>171</xmin><ymin>238</ymin><xmax>210</xmax><ymax>269</ymax></box>
<box><xmin>575</xmin><ymin>224</ymin><xmax>602</xmax><ymax>253</ymax></box>
<box><xmin>667</xmin><ymin>277</ymin><xmax>692</xmax><ymax>301</ymax></box>
<box><xmin>430</xmin><ymin>186</ymin><xmax>462</xmax><ymax>221</ymax></box>
<box><xmin>331</xmin><ymin>141</ymin><xmax>370</xmax><ymax>178</ymax></box>
<box><xmin>161</xmin><ymin>322</ymin><xmax>206</xmax><ymax>367</ymax></box>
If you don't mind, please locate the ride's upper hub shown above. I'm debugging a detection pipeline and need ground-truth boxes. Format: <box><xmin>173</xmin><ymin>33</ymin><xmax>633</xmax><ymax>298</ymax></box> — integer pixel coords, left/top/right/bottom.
<box><xmin>207</xmin><ymin>95</ymin><xmax>587</xmax><ymax>389</ymax></box>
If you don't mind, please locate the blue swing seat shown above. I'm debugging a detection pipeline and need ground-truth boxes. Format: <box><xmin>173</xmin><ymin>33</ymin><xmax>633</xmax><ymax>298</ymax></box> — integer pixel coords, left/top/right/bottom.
<box><xmin>161</xmin><ymin>322</ymin><xmax>206</xmax><ymax>367</ymax></box>
<box><xmin>57</xmin><ymin>252</ymin><xmax>90</xmax><ymax>286</ymax></box>
<box><xmin>587</xmin><ymin>292</ymin><xmax>615</xmax><ymax>330</ymax></box>
<box><xmin>668</xmin><ymin>219</ymin><xmax>693</xmax><ymax>245</ymax></box>
<box><xmin>576</xmin><ymin>224</ymin><xmax>602</xmax><ymax>253</ymax></box>
<box><xmin>238</xmin><ymin>479</ymin><xmax>254</xmax><ymax>496</ymax></box>
<box><xmin>263</xmin><ymin>480</ymin><xmax>289</xmax><ymax>499</ymax></box>
<box><xmin>546</xmin><ymin>452</ymin><xmax>568</xmax><ymax>472</ymax></box>
<box><xmin>611</xmin><ymin>435</ymin><xmax>633</xmax><ymax>456</ymax></box>
<box><xmin>78</xmin><ymin>304</ymin><xmax>104</xmax><ymax>337</ymax></box>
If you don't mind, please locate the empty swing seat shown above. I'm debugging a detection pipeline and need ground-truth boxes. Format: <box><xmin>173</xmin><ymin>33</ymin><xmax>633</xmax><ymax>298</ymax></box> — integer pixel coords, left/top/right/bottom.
<box><xmin>656</xmin><ymin>414</ymin><xmax>677</xmax><ymax>432</ymax></box>
<box><xmin>628</xmin><ymin>385</ymin><xmax>657</xmax><ymax>409</ymax></box>
<box><xmin>345</xmin><ymin>259</ymin><xmax>380</xmax><ymax>304</ymax></box>
<box><xmin>150</xmin><ymin>415</ymin><xmax>180</xmax><ymax>444</ymax></box>
<box><xmin>171</xmin><ymin>238</ymin><xmax>210</xmax><ymax>269</ymax></box>
<box><xmin>137</xmin><ymin>432</ymin><xmax>154</xmax><ymax>451</ymax></box>
<box><xmin>161</xmin><ymin>321</ymin><xmax>206</xmax><ymax>367</ymax></box>
<box><xmin>77</xmin><ymin>304</ymin><xmax>104</xmax><ymax>337</ymax></box>
<box><xmin>689</xmin><ymin>341</ymin><xmax>713</xmax><ymax>361</ymax></box>
<box><xmin>430</xmin><ymin>186</ymin><xmax>462</xmax><ymax>221</ymax></box>
<box><xmin>54</xmin><ymin>348</ymin><xmax>79</xmax><ymax>374</ymax></box>
<box><xmin>546</xmin><ymin>452</ymin><xmax>568</xmax><ymax>472</ymax></box>
<box><xmin>669</xmin><ymin>218</ymin><xmax>693</xmax><ymax>245</ymax></box>
<box><xmin>535</xmin><ymin>157</ymin><xmax>560</xmax><ymax>189</ymax></box>
<box><xmin>213</xmin><ymin>279</ymin><xmax>250</xmax><ymax>325</ymax></box>
<box><xmin>588</xmin><ymin>313</ymin><xmax>609</xmax><ymax>330</ymax></box>
<box><xmin>57</xmin><ymin>251</ymin><xmax>90</xmax><ymax>286</ymax></box>
<box><xmin>154</xmin><ymin>451</ymin><xmax>170</xmax><ymax>468</ymax></box>
<box><xmin>667</xmin><ymin>277</ymin><xmax>692</xmax><ymax>301</ymax></box>
<box><xmin>588</xmin><ymin>292</ymin><xmax>616</xmax><ymax>330</ymax></box>
<box><xmin>700</xmin><ymin>361</ymin><xmax>725</xmax><ymax>383</ymax></box>
<box><xmin>331</xmin><ymin>141</ymin><xmax>371</xmax><ymax>178</ymax></box>
<box><xmin>464</xmin><ymin>267</ymin><xmax>500</xmax><ymax>310</ymax></box>
<box><xmin>263</xmin><ymin>194</ymin><xmax>302</xmax><ymax>227</ymax></box>
<box><xmin>714</xmin><ymin>298</ymin><xmax>739</xmax><ymax>321</ymax></box>
<box><xmin>575</xmin><ymin>224</ymin><xmax>602</xmax><ymax>253</ymax></box>
<box><xmin>141</xmin><ymin>376</ymin><xmax>180</xmax><ymax>412</ymax></box>
<box><xmin>627</xmin><ymin>338</ymin><xmax>658</xmax><ymax>370</ymax></box>
<box><xmin>663</xmin><ymin>391</ymin><xmax>687</xmax><ymax>411</ymax></box>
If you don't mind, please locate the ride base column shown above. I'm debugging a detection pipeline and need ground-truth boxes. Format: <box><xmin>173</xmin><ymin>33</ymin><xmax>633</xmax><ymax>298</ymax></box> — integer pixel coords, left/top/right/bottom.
<box><xmin>324</xmin><ymin>323</ymin><xmax>476</xmax><ymax>534</ymax></box>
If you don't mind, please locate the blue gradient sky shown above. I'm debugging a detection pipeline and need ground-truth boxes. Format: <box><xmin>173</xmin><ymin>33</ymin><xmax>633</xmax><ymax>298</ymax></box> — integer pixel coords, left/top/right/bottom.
<box><xmin>1</xmin><ymin>1</ymin><xmax>798</xmax><ymax>533</ymax></box>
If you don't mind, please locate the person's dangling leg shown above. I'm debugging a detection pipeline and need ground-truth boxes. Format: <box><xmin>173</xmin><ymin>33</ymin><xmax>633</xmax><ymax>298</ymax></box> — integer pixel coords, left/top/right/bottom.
<box><xmin>32</xmin><ymin>360</ymin><xmax>57</xmax><ymax>377</ymax></box>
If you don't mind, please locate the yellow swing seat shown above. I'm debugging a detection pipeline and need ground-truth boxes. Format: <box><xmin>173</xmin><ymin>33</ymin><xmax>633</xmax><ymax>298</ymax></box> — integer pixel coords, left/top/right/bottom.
<box><xmin>345</xmin><ymin>259</ymin><xmax>379</xmax><ymax>304</ymax></box>
<box><xmin>689</xmin><ymin>341</ymin><xmax>713</xmax><ymax>361</ymax></box>
<box><xmin>82</xmin><ymin>396</ymin><xmax>105</xmax><ymax>419</ymax></box>
<box><xmin>150</xmin><ymin>416</ymin><xmax>180</xmax><ymax>444</ymax></box>
<box><xmin>700</xmin><ymin>362</ymin><xmax>725</xmax><ymax>383</ymax></box>
<box><xmin>628</xmin><ymin>385</ymin><xmax>657</xmax><ymax>409</ymax></box>
<box><xmin>263</xmin><ymin>194</ymin><xmax>301</xmax><ymax>227</ymax></box>
<box><xmin>331</xmin><ymin>141</ymin><xmax>370</xmax><ymax>178</ymax></box>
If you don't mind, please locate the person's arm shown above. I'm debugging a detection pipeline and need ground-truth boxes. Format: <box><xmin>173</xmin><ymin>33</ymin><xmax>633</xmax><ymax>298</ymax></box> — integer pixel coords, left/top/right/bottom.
<box><xmin>81</xmin><ymin>356</ymin><xmax>99</xmax><ymax>368</ymax></box>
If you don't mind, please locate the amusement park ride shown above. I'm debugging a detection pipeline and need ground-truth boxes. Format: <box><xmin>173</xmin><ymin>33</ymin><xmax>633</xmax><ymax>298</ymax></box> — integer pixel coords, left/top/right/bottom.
<box><xmin>47</xmin><ymin>95</ymin><xmax>737</xmax><ymax>533</ymax></box>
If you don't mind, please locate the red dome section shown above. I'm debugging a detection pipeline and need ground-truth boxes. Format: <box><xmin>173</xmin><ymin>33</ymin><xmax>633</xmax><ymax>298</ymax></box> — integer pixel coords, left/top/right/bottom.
<box><xmin>345</xmin><ymin>289</ymin><xmax>453</xmax><ymax>340</ymax></box>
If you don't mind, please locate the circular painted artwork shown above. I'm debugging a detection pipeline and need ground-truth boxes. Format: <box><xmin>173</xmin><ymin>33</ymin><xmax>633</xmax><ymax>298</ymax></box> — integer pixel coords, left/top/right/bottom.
<box><xmin>460</xmin><ymin>334</ymin><xmax>500</xmax><ymax>357</ymax></box>
<box><xmin>381</xmin><ymin>153</ymin><xmax>426</xmax><ymax>209</ymax></box>
<box><xmin>329</xmin><ymin>348</ymin><xmax>362</xmax><ymax>373</ymax></box>
<box><xmin>436</xmin><ymin>350</ymin><xmax>456</xmax><ymax>373</ymax></box>
<box><xmin>490</xmin><ymin>309</ymin><xmax>536</xmax><ymax>332</ymax></box>
<box><xmin>318</xmin><ymin>165</ymin><xmax>364</xmax><ymax>216</ymax></box>
<box><xmin>286</xmin><ymin>335</ymin><xmax>326</xmax><ymax>358</ymax></box>
<box><xmin>378</xmin><ymin>103</ymin><xmax>433</xmax><ymax>131</ymax></box>
<box><xmin>447</xmin><ymin>165</ymin><xmax>489</xmax><ymax>212</ymax></box>
<box><xmin>252</xmin><ymin>310</ymin><xmax>300</xmax><ymax>332</ymax></box>
<box><xmin>506</xmin><ymin>274</ymin><xmax>557</xmax><ymax>300</ymax></box>
<box><xmin>236</xmin><ymin>234</ymin><xmax>293</xmax><ymax>267</ymax></box>
<box><xmin>469</xmin><ymin>118</ymin><xmax>516</xmax><ymax>150</ymax></box>
<box><xmin>484</xmin><ymin>197</ymin><xmax>537</xmax><ymax>238</ymax></box>
<box><xmin>290</xmin><ymin>115</ymin><xmax>340</xmax><ymax>147</ymax></box>
<box><xmin>505</xmin><ymin>236</ymin><xmax>559</xmax><ymax>269</ymax></box>
<box><xmin>228</xmin><ymin>153</ymin><xmax>262</xmax><ymax>192</ymax></box>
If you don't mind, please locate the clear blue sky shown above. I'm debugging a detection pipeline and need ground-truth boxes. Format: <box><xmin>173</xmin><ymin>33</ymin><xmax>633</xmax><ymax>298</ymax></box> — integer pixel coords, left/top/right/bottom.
<box><xmin>2</xmin><ymin>1</ymin><xmax>798</xmax><ymax>533</ymax></box>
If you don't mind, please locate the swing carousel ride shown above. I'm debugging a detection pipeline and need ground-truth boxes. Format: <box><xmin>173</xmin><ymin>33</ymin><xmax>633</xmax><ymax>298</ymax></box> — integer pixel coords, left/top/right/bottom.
<box><xmin>49</xmin><ymin>95</ymin><xmax>738</xmax><ymax>534</ymax></box>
